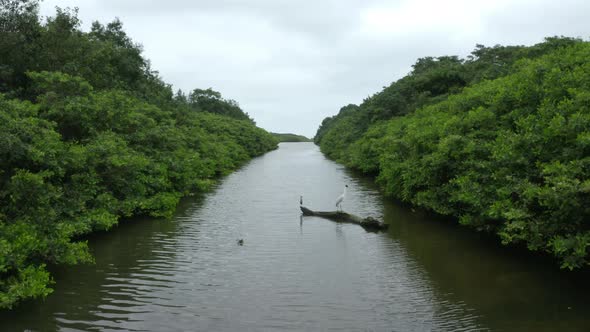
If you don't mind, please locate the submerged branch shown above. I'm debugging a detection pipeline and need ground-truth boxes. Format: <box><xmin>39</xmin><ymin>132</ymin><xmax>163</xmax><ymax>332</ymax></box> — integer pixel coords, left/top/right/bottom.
<box><xmin>300</xmin><ymin>206</ymin><xmax>388</xmax><ymax>232</ymax></box>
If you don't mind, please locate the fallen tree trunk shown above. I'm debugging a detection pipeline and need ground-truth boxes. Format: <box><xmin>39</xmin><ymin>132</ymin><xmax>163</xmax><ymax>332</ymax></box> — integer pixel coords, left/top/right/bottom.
<box><xmin>300</xmin><ymin>206</ymin><xmax>388</xmax><ymax>232</ymax></box>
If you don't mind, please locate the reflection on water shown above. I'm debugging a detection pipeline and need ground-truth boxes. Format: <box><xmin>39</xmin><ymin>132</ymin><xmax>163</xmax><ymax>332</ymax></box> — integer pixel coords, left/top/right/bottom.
<box><xmin>1</xmin><ymin>143</ymin><xmax>589</xmax><ymax>331</ymax></box>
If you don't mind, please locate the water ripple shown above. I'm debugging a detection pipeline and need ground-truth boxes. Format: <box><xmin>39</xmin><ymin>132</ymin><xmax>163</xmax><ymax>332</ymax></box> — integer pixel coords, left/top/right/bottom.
<box><xmin>7</xmin><ymin>143</ymin><xmax>588</xmax><ymax>331</ymax></box>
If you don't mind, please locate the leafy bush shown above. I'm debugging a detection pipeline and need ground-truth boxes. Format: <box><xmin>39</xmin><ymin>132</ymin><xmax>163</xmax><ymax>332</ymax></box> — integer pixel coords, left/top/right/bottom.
<box><xmin>316</xmin><ymin>39</ymin><xmax>590</xmax><ymax>270</ymax></box>
<box><xmin>0</xmin><ymin>1</ymin><xmax>277</xmax><ymax>308</ymax></box>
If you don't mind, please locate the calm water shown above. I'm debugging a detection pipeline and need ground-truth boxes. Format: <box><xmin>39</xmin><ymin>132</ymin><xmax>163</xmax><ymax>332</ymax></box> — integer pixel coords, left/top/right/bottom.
<box><xmin>2</xmin><ymin>142</ymin><xmax>589</xmax><ymax>331</ymax></box>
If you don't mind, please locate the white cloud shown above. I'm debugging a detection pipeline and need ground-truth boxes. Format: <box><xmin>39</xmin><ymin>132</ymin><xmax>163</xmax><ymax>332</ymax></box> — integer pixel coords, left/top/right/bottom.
<box><xmin>361</xmin><ymin>0</ymin><xmax>480</xmax><ymax>36</ymax></box>
<box><xmin>39</xmin><ymin>0</ymin><xmax>590</xmax><ymax>137</ymax></box>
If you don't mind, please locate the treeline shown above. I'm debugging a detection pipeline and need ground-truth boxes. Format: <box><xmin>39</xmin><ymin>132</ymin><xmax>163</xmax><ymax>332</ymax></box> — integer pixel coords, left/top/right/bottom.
<box><xmin>0</xmin><ymin>1</ymin><xmax>277</xmax><ymax>308</ymax></box>
<box><xmin>315</xmin><ymin>37</ymin><xmax>590</xmax><ymax>270</ymax></box>
<box><xmin>271</xmin><ymin>132</ymin><xmax>311</xmax><ymax>142</ymax></box>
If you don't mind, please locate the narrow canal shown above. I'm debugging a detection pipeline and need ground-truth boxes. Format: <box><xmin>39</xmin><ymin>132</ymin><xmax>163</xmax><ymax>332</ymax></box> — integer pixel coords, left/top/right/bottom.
<box><xmin>2</xmin><ymin>142</ymin><xmax>588</xmax><ymax>331</ymax></box>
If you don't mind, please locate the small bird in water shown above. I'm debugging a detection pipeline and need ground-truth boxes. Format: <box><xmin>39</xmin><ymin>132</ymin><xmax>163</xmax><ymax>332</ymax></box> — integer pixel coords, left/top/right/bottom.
<box><xmin>300</xmin><ymin>195</ymin><xmax>303</xmax><ymax>206</ymax></box>
<box><xmin>237</xmin><ymin>239</ymin><xmax>244</xmax><ymax>246</ymax></box>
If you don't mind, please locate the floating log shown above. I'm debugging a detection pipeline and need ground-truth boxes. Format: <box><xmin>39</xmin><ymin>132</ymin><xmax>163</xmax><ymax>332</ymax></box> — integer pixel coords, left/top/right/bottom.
<box><xmin>300</xmin><ymin>206</ymin><xmax>388</xmax><ymax>232</ymax></box>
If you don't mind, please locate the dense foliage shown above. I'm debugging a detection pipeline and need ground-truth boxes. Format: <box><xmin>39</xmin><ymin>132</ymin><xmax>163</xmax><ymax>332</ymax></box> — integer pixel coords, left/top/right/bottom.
<box><xmin>0</xmin><ymin>1</ymin><xmax>277</xmax><ymax>308</ymax></box>
<box><xmin>315</xmin><ymin>37</ymin><xmax>590</xmax><ymax>270</ymax></box>
<box><xmin>271</xmin><ymin>132</ymin><xmax>311</xmax><ymax>142</ymax></box>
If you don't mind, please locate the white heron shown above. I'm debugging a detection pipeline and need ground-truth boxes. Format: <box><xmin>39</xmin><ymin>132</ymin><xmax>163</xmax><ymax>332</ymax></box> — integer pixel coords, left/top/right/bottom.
<box><xmin>335</xmin><ymin>185</ymin><xmax>348</xmax><ymax>211</ymax></box>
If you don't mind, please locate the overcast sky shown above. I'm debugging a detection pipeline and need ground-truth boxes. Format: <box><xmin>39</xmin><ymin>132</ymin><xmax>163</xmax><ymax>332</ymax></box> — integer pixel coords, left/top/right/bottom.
<box><xmin>39</xmin><ymin>0</ymin><xmax>590</xmax><ymax>137</ymax></box>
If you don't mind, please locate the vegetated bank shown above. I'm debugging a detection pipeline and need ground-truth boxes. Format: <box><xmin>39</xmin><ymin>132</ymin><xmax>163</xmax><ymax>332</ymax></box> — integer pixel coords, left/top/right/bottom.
<box><xmin>315</xmin><ymin>37</ymin><xmax>590</xmax><ymax>270</ymax></box>
<box><xmin>271</xmin><ymin>132</ymin><xmax>312</xmax><ymax>142</ymax></box>
<box><xmin>0</xmin><ymin>2</ymin><xmax>277</xmax><ymax>309</ymax></box>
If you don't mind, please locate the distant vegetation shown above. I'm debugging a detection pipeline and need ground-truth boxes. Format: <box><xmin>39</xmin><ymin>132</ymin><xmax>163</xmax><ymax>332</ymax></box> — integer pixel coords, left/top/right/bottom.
<box><xmin>315</xmin><ymin>37</ymin><xmax>590</xmax><ymax>270</ymax></box>
<box><xmin>272</xmin><ymin>133</ymin><xmax>312</xmax><ymax>142</ymax></box>
<box><xmin>0</xmin><ymin>0</ymin><xmax>277</xmax><ymax>308</ymax></box>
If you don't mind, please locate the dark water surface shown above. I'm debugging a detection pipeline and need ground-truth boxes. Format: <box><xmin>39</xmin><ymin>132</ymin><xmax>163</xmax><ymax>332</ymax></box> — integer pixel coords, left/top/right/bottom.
<box><xmin>2</xmin><ymin>143</ymin><xmax>589</xmax><ymax>331</ymax></box>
